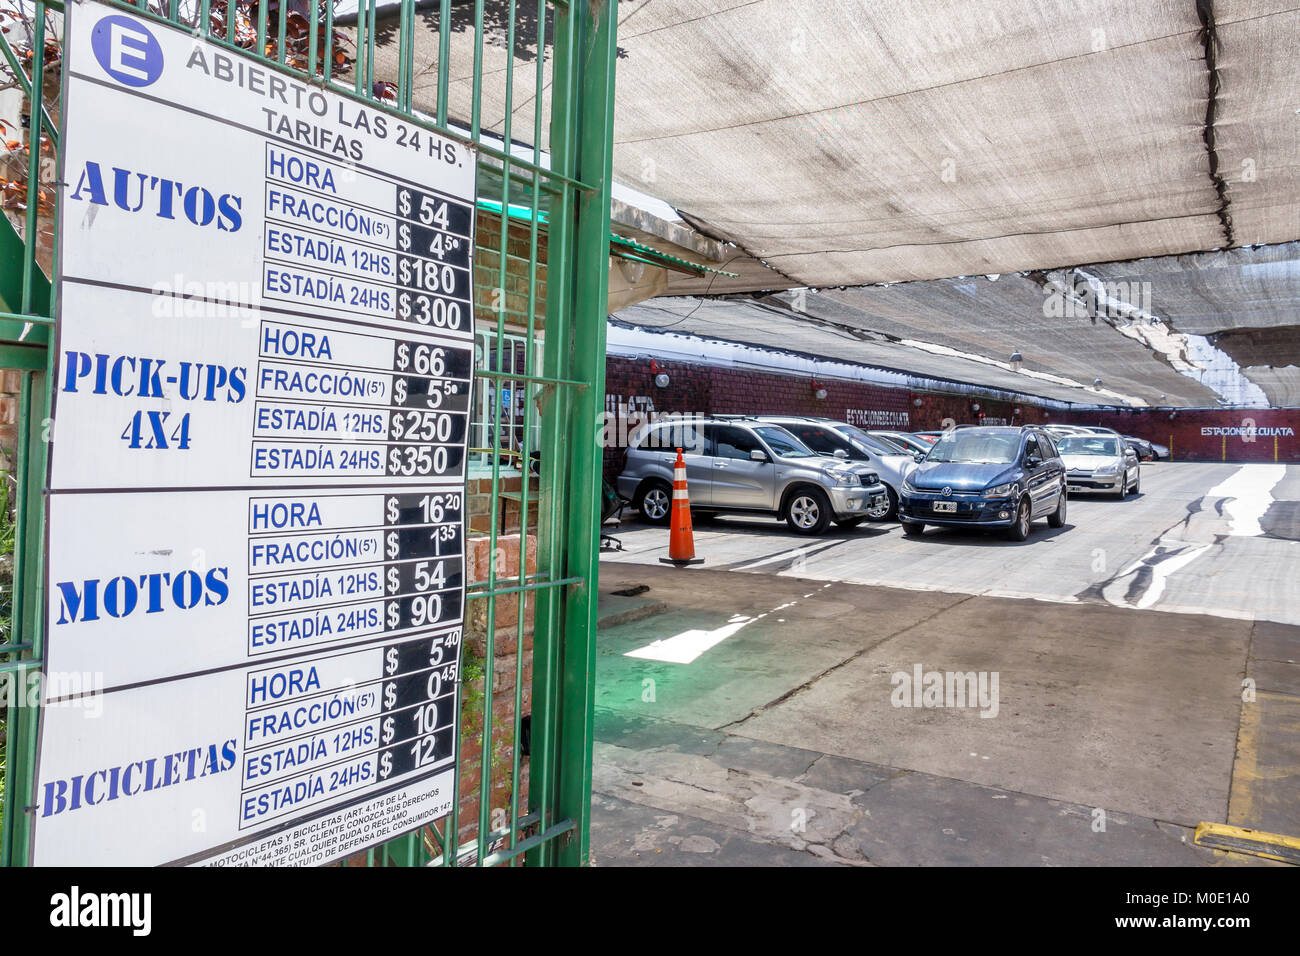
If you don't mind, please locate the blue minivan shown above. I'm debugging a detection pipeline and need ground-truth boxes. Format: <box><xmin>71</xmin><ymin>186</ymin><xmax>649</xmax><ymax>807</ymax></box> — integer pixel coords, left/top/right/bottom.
<box><xmin>898</xmin><ymin>426</ymin><xmax>1067</xmax><ymax>541</ymax></box>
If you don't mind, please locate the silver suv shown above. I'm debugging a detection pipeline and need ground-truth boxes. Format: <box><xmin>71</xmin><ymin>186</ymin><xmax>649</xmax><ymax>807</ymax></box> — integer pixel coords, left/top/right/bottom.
<box><xmin>617</xmin><ymin>417</ymin><xmax>889</xmax><ymax>535</ymax></box>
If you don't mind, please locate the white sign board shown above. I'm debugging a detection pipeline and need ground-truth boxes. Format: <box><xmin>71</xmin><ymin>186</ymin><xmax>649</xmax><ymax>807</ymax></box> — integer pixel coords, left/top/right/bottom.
<box><xmin>32</xmin><ymin>2</ymin><xmax>475</xmax><ymax>866</ymax></box>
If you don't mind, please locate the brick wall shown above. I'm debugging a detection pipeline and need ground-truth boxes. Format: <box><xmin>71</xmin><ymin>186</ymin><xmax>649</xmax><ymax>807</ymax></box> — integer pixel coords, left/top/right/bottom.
<box><xmin>909</xmin><ymin>392</ymin><xmax>1047</xmax><ymax>430</ymax></box>
<box><xmin>0</xmin><ymin>369</ymin><xmax>23</xmax><ymax>466</ymax></box>
<box><xmin>1049</xmin><ymin>407</ymin><xmax>1300</xmax><ymax>462</ymax></box>
<box><xmin>604</xmin><ymin>354</ymin><xmax>1299</xmax><ymax>464</ymax></box>
<box><xmin>603</xmin><ymin>356</ymin><xmax>913</xmax><ymax>479</ymax></box>
<box><xmin>473</xmin><ymin>210</ymin><xmax>548</xmax><ymax>332</ymax></box>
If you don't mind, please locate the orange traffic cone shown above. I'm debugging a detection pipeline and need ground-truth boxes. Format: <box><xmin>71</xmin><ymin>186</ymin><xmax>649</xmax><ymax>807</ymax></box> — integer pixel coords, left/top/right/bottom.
<box><xmin>660</xmin><ymin>448</ymin><xmax>704</xmax><ymax>567</ymax></box>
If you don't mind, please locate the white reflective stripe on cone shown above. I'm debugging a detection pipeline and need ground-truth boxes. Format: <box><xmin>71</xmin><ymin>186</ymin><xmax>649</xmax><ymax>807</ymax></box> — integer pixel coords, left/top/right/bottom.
<box><xmin>673</xmin><ymin>489</ymin><xmax>689</xmax><ymax>500</ymax></box>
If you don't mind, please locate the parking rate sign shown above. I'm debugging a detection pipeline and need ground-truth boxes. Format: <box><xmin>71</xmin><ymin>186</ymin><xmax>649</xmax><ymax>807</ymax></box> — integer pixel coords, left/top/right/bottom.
<box><xmin>31</xmin><ymin>2</ymin><xmax>476</xmax><ymax>866</ymax></box>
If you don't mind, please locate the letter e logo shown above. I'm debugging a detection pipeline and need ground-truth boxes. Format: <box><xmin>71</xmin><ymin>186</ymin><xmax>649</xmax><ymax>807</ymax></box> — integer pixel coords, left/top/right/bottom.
<box><xmin>91</xmin><ymin>16</ymin><xmax>164</xmax><ymax>88</ymax></box>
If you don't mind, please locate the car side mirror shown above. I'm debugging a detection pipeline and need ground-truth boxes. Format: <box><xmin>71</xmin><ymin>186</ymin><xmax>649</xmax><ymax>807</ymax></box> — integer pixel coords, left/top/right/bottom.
<box><xmin>1025</xmin><ymin>455</ymin><xmax>1042</xmax><ymax>468</ymax></box>
<box><xmin>750</xmin><ymin>449</ymin><xmax>769</xmax><ymax>462</ymax></box>
<box><xmin>913</xmin><ymin>453</ymin><xmax>926</xmax><ymax>463</ymax></box>
<box><xmin>833</xmin><ymin>448</ymin><xmax>849</xmax><ymax>459</ymax></box>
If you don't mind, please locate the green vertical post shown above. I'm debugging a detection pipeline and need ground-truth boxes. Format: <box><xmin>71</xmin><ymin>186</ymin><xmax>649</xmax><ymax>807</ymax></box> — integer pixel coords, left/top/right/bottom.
<box><xmin>529</xmin><ymin>0</ymin><xmax>617</xmax><ymax>867</ymax></box>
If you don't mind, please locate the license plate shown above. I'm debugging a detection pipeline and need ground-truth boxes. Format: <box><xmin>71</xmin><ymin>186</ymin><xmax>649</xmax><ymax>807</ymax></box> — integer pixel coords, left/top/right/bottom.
<box><xmin>932</xmin><ymin>501</ymin><xmax>957</xmax><ymax>513</ymax></box>
<box><xmin>1068</xmin><ymin>485</ymin><xmax>1084</xmax><ymax>493</ymax></box>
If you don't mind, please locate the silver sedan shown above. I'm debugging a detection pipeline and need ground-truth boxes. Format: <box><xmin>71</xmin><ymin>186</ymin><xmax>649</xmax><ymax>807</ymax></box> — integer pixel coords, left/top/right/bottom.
<box><xmin>1055</xmin><ymin>434</ymin><xmax>1140</xmax><ymax>498</ymax></box>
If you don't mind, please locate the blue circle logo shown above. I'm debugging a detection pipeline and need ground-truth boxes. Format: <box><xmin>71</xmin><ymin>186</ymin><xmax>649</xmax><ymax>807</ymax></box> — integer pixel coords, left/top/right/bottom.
<box><xmin>91</xmin><ymin>16</ymin><xmax>164</xmax><ymax>88</ymax></box>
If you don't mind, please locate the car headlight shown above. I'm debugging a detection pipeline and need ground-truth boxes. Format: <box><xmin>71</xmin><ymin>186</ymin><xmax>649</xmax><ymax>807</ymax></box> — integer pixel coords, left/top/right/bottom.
<box><xmin>1094</xmin><ymin>463</ymin><xmax>1120</xmax><ymax>476</ymax></box>
<box><xmin>824</xmin><ymin>469</ymin><xmax>858</xmax><ymax>487</ymax></box>
<box><xmin>985</xmin><ymin>481</ymin><xmax>1019</xmax><ymax>498</ymax></box>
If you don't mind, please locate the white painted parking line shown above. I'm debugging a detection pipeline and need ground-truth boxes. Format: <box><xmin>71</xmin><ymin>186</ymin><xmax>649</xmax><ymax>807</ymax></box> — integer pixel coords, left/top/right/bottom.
<box><xmin>624</xmin><ymin>615</ymin><xmax>756</xmax><ymax>664</ymax></box>
<box><xmin>1104</xmin><ymin>543</ymin><xmax>1214</xmax><ymax>610</ymax></box>
<box><xmin>1206</xmin><ymin>464</ymin><xmax>1286</xmax><ymax>536</ymax></box>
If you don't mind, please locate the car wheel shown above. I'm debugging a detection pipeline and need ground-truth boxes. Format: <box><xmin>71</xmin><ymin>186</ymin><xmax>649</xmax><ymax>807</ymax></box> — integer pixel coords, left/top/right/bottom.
<box><xmin>901</xmin><ymin>520</ymin><xmax>926</xmax><ymax>537</ymax></box>
<box><xmin>784</xmin><ymin>488</ymin><xmax>833</xmax><ymax>535</ymax></box>
<box><xmin>1133</xmin><ymin>471</ymin><xmax>1140</xmax><ymax>495</ymax></box>
<box><xmin>866</xmin><ymin>486</ymin><xmax>899</xmax><ymax>522</ymax></box>
<box><xmin>635</xmin><ymin>480</ymin><xmax>672</xmax><ymax>525</ymax></box>
<box><xmin>1005</xmin><ymin>497</ymin><xmax>1032</xmax><ymax>541</ymax></box>
<box><xmin>1047</xmin><ymin>490</ymin><xmax>1067</xmax><ymax>528</ymax></box>
<box><xmin>1116</xmin><ymin>474</ymin><xmax>1129</xmax><ymax>499</ymax></box>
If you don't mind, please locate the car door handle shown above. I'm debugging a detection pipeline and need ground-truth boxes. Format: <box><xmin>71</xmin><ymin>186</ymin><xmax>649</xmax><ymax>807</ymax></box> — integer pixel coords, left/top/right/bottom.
<box><xmin>714</xmin><ymin>462</ymin><xmax>728</xmax><ymax>469</ymax></box>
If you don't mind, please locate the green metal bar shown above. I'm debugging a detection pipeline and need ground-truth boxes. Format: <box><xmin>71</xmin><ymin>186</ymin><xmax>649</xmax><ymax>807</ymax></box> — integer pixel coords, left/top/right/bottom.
<box><xmin>276</xmin><ymin>0</ymin><xmax>287</xmax><ymax>64</ymax></box>
<box><xmin>476</xmin><ymin>0</ymin><xmax>521</xmax><ymax>860</ymax></box>
<box><xmin>510</xmin><ymin>0</ymin><xmax>548</xmax><ymax>862</ymax></box>
<box><xmin>470</xmin><ymin>0</ymin><xmax>483</xmax><ymax>138</ymax></box>
<box><xmin>0</xmin><ymin>346</ymin><xmax>50</xmax><ymax>371</ymax></box>
<box><xmin>0</xmin><ymin>371</ymin><xmax>35</xmax><ymax>867</ymax></box>
<box><xmin>305</xmin><ymin>0</ymin><xmax>317</xmax><ymax>76</ymax></box>
<box><xmin>555</xmin><ymin>0</ymin><xmax>616</xmax><ymax>868</ymax></box>
<box><xmin>323</xmin><ymin>0</ymin><xmax>334</xmax><ymax>82</ymax></box>
<box><xmin>435</xmin><ymin>0</ymin><xmax>450</xmax><ymax>126</ymax></box>
<box><xmin>366</xmin><ymin>0</ymin><xmax>377</xmax><ymax>96</ymax></box>
<box><xmin>396</xmin><ymin>0</ymin><xmax>412</xmax><ymax>111</ymax></box>
<box><xmin>352</xmin><ymin>0</ymin><xmax>366</xmax><ymax>95</ymax></box>
<box><xmin>224</xmin><ymin>0</ymin><xmax>233</xmax><ymax>44</ymax></box>
<box><xmin>493</xmin><ymin>0</ymin><xmax>526</xmax><ymax>864</ymax></box>
<box><xmin>478</xmin><ymin>329</ymin><xmax>506</xmax><ymax>864</ymax></box>
<box><xmin>5</xmin><ymin>364</ymin><xmax>51</xmax><ymax>867</ymax></box>
<box><xmin>0</xmin><ymin>657</ymin><xmax>39</xmax><ymax>675</ymax></box>
<box><xmin>256</xmin><ymin>0</ymin><xmax>268</xmax><ymax>60</ymax></box>
<box><xmin>473</xmin><ymin>369</ymin><xmax>585</xmax><ymax>388</ymax></box>
<box><xmin>20</xmin><ymin>4</ymin><xmax>46</xmax><ymax>316</ymax></box>
<box><xmin>526</xmin><ymin>0</ymin><xmax>579</xmax><ymax>868</ymax></box>
<box><xmin>435</xmin><ymin>0</ymin><xmax>463</xmax><ymax>858</ymax></box>
<box><xmin>9</xmin><ymin>372</ymin><xmax>32</xmax><ymax>713</ymax></box>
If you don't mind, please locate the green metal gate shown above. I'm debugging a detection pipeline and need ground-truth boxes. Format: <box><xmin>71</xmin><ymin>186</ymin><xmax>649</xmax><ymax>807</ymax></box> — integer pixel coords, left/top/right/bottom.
<box><xmin>0</xmin><ymin>0</ymin><xmax>617</xmax><ymax>867</ymax></box>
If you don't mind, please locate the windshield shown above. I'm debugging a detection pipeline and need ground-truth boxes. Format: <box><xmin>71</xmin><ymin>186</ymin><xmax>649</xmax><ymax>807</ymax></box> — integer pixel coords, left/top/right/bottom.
<box><xmin>840</xmin><ymin>425</ymin><xmax>897</xmax><ymax>456</ymax></box>
<box><xmin>1058</xmin><ymin>436</ymin><xmax>1122</xmax><ymax>456</ymax></box>
<box><xmin>872</xmin><ymin>432</ymin><xmax>926</xmax><ymax>454</ymax></box>
<box><xmin>754</xmin><ymin>426</ymin><xmax>816</xmax><ymax>458</ymax></box>
<box><xmin>926</xmin><ymin>431</ymin><xmax>1021</xmax><ymax>464</ymax></box>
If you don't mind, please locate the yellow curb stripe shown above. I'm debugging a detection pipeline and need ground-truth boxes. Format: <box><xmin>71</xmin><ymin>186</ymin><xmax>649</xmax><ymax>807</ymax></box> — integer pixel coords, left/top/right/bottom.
<box><xmin>1226</xmin><ymin>687</ymin><xmax>1263</xmax><ymax>826</ymax></box>
<box><xmin>1195</xmin><ymin>822</ymin><xmax>1300</xmax><ymax>864</ymax></box>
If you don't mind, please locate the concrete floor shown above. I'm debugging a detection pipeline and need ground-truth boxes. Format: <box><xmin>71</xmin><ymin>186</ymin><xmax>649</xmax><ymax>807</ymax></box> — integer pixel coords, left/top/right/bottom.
<box><xmin>590</xmin><ymin>462</ymin><xmax>1300</xmax><ymax>866</ymax></box>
